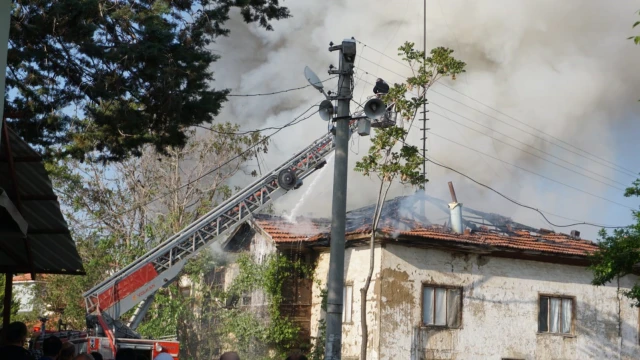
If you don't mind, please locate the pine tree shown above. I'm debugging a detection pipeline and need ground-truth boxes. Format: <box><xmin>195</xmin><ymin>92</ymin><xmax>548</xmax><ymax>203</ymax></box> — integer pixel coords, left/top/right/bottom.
<box><xmin>6</xmin><ymin>0</ymin><xmax>289</xmax><ymax>162</ymax></box>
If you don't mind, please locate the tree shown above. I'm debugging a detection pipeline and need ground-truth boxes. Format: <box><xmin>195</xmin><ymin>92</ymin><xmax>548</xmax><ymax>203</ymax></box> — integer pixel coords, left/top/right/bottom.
<box><xmin>0</xmin><ymin>275</ymin><xmax>20</xmax><ymax>319</ymax></box>
<box><xmin>590</xmin><ymin>179</ymin><xmax>640</xmax><ymax>305</ymax></box>
<box><xmin>631</xmin><ymin>10</ymin><xmax>640</xmax><ymax>45</ymax></box>
<box><xmin>33</xmin><ymin>122</ymin><xmax>266</xmax><ymax>355</ymax></box>
<box><xmin>353</xmin><ymin>42</ymin><xmax>466</xmax><ymax>360</ymax></box>
<box><xmin>6</xmin><ymin>0</ymin><xmax>289</xmax><ymax>162</ymax></box>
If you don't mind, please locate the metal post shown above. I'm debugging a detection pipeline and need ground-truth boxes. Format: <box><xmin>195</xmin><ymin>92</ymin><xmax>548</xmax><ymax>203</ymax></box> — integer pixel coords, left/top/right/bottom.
<box><xmin>324</xmin><ymin>38</ymin><xmax>355</xmax><ymax>360</ymax></box>
<box><xmin>3</xmin><ymin>272</ymin><xmax>13</xmax><ymax>329</ymax></box>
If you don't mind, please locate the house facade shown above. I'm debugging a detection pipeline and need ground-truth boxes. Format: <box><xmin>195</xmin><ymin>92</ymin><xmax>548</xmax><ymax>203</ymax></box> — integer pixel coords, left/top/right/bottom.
<box><xmin>223</xmin><ymin>195</ymin><xmax>640</xmax><ymax>360</ymax></box>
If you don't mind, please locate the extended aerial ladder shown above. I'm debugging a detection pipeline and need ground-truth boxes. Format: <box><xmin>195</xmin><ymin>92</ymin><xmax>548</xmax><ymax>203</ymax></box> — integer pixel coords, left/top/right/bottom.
<box><xmin>81</xmin><ymin>104</ymin><xmax>397</xmax><ymax>352</ymax></box>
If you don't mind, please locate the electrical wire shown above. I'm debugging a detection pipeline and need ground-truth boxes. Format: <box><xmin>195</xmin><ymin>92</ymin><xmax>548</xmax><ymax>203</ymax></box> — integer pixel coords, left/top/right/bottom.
<box><xmin>356</xmin><ymin>66</ymin><xmax>635</xmax><ymax>187</ymax></box>
<box><xmin>195</xmin><ymin>103</ymin><xmax>319</xmax><ymax>135</ymax></box>
<box><xmin>352</xmin><ymin>38</ymin><xmax>637</xmax><ymax>176</ymax></box>
<box><xmin>424</xmin><ymin>155</ymin><xmax>628</xmax><ymax>229</ymax></box>
<box><xmin>117</xmin><ymin>108</ymin><xmax>320</xmax><ymax>216</ymax></box>
<box><xmin>429</xmin><ymin>88</ymin><xmax>638</xmax><ymax>178</ymax></box>
<box><xmin>413</xmin><ymin>132</ymin><xmax>634</xmax><ymax>210</ymax></box>
<box><xmin>426</xmin><ymin>107</ymin><xmax>628</xmax><ymax>190</ymax></box>
<box><xmin>227</xmin><ymin>76</ymin><xmax>338</xmax><ymax>97</ymax></box>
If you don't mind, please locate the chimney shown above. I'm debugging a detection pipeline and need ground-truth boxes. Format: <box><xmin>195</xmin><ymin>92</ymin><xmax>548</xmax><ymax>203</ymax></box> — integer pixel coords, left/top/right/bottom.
<box><xmin>448</xmin><ymin>182</ymin><xmax>463</xmax><ymax>234</ymax></box>
<box><xmin>570</xmin><ymin>230</ymin><xmax>581</xmax><ymax>239</ymax></box>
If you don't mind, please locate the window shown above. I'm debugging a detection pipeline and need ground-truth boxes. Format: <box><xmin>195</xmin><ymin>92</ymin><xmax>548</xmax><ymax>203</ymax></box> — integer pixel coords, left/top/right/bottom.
<box><xmin>179</xmin><ymin>285</ymin><xmax>191</xmax><ymax>297</ymax></box>
<box><xmin>538</xmin><ymin>295</ymin><xmax>573</xmax><ymax>334</ymax></box>
<box><xmin>343</xmin><ymin>284</ymin><xmax>353</xmax><ymax>323</ymax></box>
<box><xmin>422</xmin><ymin>286</ymin><xmax>461</xmax><ymax>328</ymax></box>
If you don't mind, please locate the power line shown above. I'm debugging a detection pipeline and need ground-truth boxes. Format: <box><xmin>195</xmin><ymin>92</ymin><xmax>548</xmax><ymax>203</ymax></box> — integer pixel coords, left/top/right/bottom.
<box><xmin>429</xmin><ymin>88</ymin><xmax>638</xmax><ymax>178</ymax></box>
<box><xmin>423</xmin><ymin>131</ymin><xmax>634</xmax><ymax>210</ymax></box>
<box><xmin>227</xmin><ymin>76</ymin><xmax>338</xmax><ymax>97</ymax></box>
<box><xmin>195</xmin><ymin>103</ymin><xmax>319</xmax><ymax>135</ymax></box>
<box><xmin>351</xmin><ymin>39</ymin><xmax>637</xmax><ymax>175</ymax></box>
<box><xmin>117</xmin><ymin>108</ymin><xmax>320</xmax><ymax>216</ymax></box>
<box><xmin>427</xmin><ymin>106</ymin><xmax>628</xmax><ymax>190</ymax></box>
<box><xmin>424</xmin><ymin>155</ymin><xmax>628</xmax><ymax>229</ymax></box>
<box><xmin>356</xmin><ymin>64</ymin><xmax>637</xmax><ymax>181</ymax></box>
<box><xmin>431</xmin><ymin>83</ymin><xmax>638</xmax><ymax>175</ymax></box>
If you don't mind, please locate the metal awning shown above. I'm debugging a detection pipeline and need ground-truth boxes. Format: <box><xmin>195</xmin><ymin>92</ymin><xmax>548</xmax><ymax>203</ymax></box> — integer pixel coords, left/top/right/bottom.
<box><xmin>0</xmin><ymin>122</ymin><xmax>85</xmax><ymax>275</ymax></box>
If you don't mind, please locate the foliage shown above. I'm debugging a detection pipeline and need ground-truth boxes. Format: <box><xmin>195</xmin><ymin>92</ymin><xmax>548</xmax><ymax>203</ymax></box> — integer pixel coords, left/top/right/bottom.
<box><xmin>590</xmin><ymin>178</ymin><xmax>640</xmax><ymax>306</ymax></box>
<box><xmin>217</xmin><ymin>253</ymin><xmax>312</xmax><ymax>358</ymax></box>
<box><xmin>0</xmin><ymin>275</ymin><xmax>20</xmax><ymax>320</ymax></box>
<box><xmin>354</xmin><ymin>42</ymin><xmax>466</xmax><ymax>360</ymax></box>
<box><xmin>28</xmin><ymin>121</ymin><xmax>264</xmax><ymax>351</ymax></box>
<box><xmin>307</xmin><ymin>287</ymin><xmax>327</xmax><ymax>360</ymax></box>
<box><xmin>630</xmin><ymin>10</ymin><xmax>640</xmax><ymax>45</ymax></box>
<box><xmin>6</xmin><ymin>0</ymin><xmax>289</xmax><ymax>162</ymax></box>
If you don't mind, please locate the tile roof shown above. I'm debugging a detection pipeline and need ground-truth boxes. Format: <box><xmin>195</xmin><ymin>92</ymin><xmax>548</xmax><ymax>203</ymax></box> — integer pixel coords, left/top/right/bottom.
<box><xmin>251</xmin><ymin>196</ymin><xmax>599</xmax><ymax>258</ymax></box>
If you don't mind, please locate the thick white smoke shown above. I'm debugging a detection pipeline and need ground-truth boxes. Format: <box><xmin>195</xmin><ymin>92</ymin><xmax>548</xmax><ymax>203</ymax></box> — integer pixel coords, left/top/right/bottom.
<box><xmin>209</xmin><ymin>0</ymin><xmax>640</xmax><ymax>240</ymax></box>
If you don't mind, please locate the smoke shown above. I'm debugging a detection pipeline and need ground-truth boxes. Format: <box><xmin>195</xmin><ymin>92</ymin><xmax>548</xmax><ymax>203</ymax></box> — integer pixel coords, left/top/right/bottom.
<box><xmin>208</xmin><ymin>0</ymin><xmax>640</xmax><ymax>240</ymax></box>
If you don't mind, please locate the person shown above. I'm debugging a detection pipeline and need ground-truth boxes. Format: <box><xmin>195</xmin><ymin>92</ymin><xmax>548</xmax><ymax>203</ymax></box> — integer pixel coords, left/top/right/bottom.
<box><xmin>0</xmin><ymin>321</ymin><xmax>32</xmax><ymax>360</ymax></box>
<box><xmin>58</xmin><ymin>342</ymin><xmax>76</xmax><ymax>360</ymax></box>
<box><xmin>219</xmin><ymin>352</ymin><xmax>240</xmax><ymax>360</ymax></box>
<box><xmin>115</xmin><ymin>348</ymin><xmax>138</xmax><ymax>360</ymax></box>
<box><xmin>372</xmin><ymin>78</ymin><xmax>390</xmax><ymax>96</ymax></box>
<box><xmin>41</xmin><ymin>336</ymin><xmax>63</xmax><ymax>360</ymax></box>
<box><xmin>73</xmin><ymin>354</ymin><xmax>94</xmax><ymax>360</ymax></box>
<box><xmin>90</xmin><ymin>352</ymin><xmax>103</xmax><ymax>360</ymax></box>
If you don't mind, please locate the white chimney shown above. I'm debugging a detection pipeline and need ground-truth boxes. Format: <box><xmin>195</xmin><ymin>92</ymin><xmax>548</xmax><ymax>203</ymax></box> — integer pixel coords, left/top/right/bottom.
<box><xmin>449</xmin><ymin>202</ymin><xmax>463</xmax><ymax>234</ymax></box>
<box><xmin>447</xmin><ymin>182</ymin><xmax>463</xmax><ymax>234</ymax></box>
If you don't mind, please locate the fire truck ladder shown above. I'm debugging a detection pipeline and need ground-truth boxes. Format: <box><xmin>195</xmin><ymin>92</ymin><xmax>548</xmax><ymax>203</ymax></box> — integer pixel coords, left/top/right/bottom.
<box><xmin>82</xmin><ymin>120</ymin><xmax>360</xmax><ymax>338</ymax></box>
<box><xmin>83</xmin><ymin>106</ymin><xmax>397</xmax><ymax>342</ymax></box>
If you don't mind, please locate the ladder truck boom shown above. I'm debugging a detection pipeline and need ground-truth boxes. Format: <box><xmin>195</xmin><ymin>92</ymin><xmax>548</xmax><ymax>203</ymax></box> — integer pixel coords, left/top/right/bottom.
<box><xmin>82</xmin><ymin>121</ymin><xmax>361</xmax><ymax>332</ymax></box>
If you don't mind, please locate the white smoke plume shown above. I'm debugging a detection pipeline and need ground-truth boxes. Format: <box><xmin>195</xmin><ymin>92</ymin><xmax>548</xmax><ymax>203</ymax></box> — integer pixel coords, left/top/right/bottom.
<box><xmin>208</xmin><ymin>0</ymin><xmax>640</xmax><ymax>240</ymax></box>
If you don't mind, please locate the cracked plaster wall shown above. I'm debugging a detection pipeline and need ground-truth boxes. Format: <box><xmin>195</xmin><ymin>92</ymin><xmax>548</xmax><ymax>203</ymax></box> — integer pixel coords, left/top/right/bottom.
<box><xmin>311</xmin><ymin>243</ymin><xmax>640</xmax><ymax>360</ymax></box>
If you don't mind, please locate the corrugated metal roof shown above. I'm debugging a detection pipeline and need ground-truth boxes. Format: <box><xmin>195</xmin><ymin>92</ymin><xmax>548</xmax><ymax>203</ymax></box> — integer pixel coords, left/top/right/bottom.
<box><xmin>0</xmin><ymin>125</ymin><xmax>84</xmax><ymax>275</ymax></box>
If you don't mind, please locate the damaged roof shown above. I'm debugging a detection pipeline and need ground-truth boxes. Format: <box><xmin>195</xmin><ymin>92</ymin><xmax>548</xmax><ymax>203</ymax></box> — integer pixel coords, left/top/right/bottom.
<box><xmin>250</xmin><ymin>195</ymin><xmax>599</xmax><ymax>261</ymax></box>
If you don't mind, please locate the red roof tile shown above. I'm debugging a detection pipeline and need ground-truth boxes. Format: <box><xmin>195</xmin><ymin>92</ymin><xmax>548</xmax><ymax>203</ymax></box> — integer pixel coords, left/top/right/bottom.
<box><xmin>252</xmin><ymin>198</ymin><xmax>599</xmax><ymax>258</ymax></box>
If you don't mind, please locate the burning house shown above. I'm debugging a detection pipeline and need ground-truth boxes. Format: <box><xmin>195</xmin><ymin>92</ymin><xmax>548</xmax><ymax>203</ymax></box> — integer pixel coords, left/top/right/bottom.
<box><xmin>221</xmin><ymin>193</ymin><xmax>639</xmax><ymax>360</ymax></box>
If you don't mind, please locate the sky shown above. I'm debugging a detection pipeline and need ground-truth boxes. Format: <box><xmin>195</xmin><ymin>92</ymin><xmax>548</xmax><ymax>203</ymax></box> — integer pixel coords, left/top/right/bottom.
<box><xmin>203</xmin><ymin>0</ymin><xmax>640</xmax><ymax>241</ymax></box>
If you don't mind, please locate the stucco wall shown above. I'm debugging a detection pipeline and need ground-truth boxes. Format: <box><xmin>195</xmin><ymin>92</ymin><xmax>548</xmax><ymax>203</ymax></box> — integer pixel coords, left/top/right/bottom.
<box><xmin>311</xmin><ymin>243</ymin><xmax>640</xmax><ymax>360</ymax></box>
<box><xmin>311</xmin><ymin>245</ymin><xmax>383</xmax><ymax>359</ymax></box>
<box><xmin>379</xmin><ymin>244</ymin><xmax>640</xmax><ymax>360</ymax></box>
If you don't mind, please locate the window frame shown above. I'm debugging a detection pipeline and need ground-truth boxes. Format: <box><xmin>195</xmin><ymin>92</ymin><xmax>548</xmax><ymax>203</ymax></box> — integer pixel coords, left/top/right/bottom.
<box><xmin>420</xmin><ymin>282</ymin><xmax>463</xmax><ymax>329</ymax></box>
<box><xmin>537</xmin><ymin>293</ymin><xmax>576</xmax><ymax>336</ymax></box>
<box><xmin>342</xmin><ymin>282</ymin><xmax>354</xmax><ymax>324</ymax></box>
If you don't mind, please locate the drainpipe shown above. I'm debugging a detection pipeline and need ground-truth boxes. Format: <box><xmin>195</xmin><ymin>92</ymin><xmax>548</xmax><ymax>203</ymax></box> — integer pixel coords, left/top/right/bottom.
<box><xmin>448</xmin><ymin>182</ymin><xmax>463</xmax><ymax>234</ymax></box>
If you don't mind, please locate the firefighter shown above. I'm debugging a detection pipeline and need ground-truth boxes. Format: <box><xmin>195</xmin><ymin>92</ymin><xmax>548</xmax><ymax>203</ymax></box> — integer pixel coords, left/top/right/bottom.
<box><xmin>372</xmin><ymin>78</ymin><xmax>390</xmax><ymax>97</ymax></box>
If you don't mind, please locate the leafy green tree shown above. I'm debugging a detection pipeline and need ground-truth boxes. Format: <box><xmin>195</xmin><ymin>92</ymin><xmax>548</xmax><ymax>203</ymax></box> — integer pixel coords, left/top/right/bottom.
<box><xmin>0</xmin><ymin>275</ymin><xmax>20</xmax><ymax>319</ymax></box>
<box><xmin>6</xmin><ymin>0</ymin><xmax>289</xmax><ymax>162</ymax></box>
<box><xmin>590</xmin><ymin>179</ymin><xmax>640</xmax><ymax>305</ymax></box>
<box><xmin>353</xmin><ymin>42</ymin><xmax>466</xmax><ymax>360</ymax></box>
<box><xmin>32</xmin><ymin>122</ymin><xmax>266</xmax><ymax>357</ymax></box>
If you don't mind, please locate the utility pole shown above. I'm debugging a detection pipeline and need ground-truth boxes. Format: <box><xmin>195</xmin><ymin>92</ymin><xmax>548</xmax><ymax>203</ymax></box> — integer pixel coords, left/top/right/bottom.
<box><xmin>324</xmin><ymin>38</ymin><xmax>356</xmax><ymax>360</ymax></box>
<box><xmin>419</xmin><ymin>0</ymin><xmax>429</xmax><ymax>213</ymax></box>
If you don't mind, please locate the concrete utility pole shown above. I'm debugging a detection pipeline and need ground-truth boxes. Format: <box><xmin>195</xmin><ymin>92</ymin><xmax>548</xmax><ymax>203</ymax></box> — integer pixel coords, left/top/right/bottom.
<box><xmin>324</xmin><ymin>38</ymin><xmax>356</xmax><ymax>360</ymax></box>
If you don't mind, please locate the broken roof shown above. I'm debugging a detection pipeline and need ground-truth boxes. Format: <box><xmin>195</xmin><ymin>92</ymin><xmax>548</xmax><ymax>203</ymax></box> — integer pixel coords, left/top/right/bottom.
<box><xmin>250</xmin><ymin>195</ymin><xmax>600</xmax><ymax>264</ymax></box>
